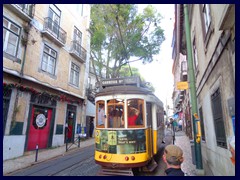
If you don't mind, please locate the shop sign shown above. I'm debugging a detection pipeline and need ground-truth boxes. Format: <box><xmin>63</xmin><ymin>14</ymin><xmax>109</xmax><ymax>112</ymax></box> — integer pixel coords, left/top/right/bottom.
<box><xmin>36</xmin><ymin>114</ymin><xmax>46</xmax><ymax>128</ymax></box>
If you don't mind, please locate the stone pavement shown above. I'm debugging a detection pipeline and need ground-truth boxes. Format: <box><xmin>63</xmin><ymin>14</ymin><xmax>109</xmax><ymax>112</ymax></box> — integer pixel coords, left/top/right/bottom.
<box><xmin>153</xmin><ymin>128</ymin><xmax>197</xmax><ymax>176</ymax></box>
<box><xmin>173</xmin><ymin>130</ymin><xmax>197</xmax><ymax>176</ymax></box>
<box><xmin>3</xmin><ymin>138</ymin><xmax>95</xmax><ymax>175</ymax></box>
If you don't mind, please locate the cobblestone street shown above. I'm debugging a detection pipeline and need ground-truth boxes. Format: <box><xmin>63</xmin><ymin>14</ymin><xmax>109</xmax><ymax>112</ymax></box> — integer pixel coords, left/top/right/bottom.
<box><xmin>173</xmin><ymin>130</ymin><xmax>196</xmax><ymax>176</ymax></box>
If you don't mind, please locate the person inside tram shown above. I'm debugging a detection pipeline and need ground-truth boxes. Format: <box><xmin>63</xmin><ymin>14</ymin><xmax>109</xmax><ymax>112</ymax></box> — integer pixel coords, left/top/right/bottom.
<box><xmin>98</xmin><ymin>104</ymin><xmax>105</xmax><ymax>126</ymax></box>
<box><xmin>113</xmin><ymin>108</ymin><xmax>123</xmax><ymax>128</ymax></box>
<box><xmin>108</xmin><ymin>107</ymin><xmax>114</xmax><ymax>128</ymax></box>
<box><xmin>128</xmin><ymin>107</ymin><xmax>140</xmax><ymax>126</ymax></box>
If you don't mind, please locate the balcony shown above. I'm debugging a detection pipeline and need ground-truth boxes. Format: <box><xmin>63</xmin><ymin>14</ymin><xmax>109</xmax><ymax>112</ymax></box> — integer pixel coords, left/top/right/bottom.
<box><xmin>4</xmin><ymin>4</ymin><xmax>35</xmax><ymax>22</ymax></box>
<box><xmin>174</xmin><ymin>90</ymin><xmax>185</xmax><ymax>108</ymax></box>
<box><xmin>181</xmin><ymin>61</ymin><xmax>188</xmax><ymax>81</ymax></box>
<box><xmin>69</xmin><ymin>41</ymin><xmax>86</xmax><ymax>63</ymax></box>
<box><xmin>42</xmin><ymin>17</ymin><xmax>66</xmax><ymax>47</ymax></box>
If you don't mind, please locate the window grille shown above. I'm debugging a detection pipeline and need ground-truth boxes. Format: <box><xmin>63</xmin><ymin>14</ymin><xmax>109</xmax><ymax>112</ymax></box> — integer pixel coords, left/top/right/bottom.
<box><xmin>211</xmin><ymin>88</ymin><xmax>227</xmax><ymax>148</ymax></box>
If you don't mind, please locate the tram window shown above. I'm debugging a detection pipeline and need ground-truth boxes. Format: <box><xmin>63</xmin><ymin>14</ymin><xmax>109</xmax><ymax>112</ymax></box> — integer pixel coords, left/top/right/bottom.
<box><xmin>127</xmin><ymin>99</ymin><xmax>144</xmax><ymax>128</ymax></box>
<box><xmin>157</xmin><ymin>106</ymin><xmax>164</xmax><ymax>128</ymax></box>
<box><xmin>107</xmin><ymin>99</ymin><xmax>124</xmax><ymax>128</ymax></box>
<box><xmin>96</xmin><ymin>100</ymin><xmax>106</xmax><ymax>127</ymax></box>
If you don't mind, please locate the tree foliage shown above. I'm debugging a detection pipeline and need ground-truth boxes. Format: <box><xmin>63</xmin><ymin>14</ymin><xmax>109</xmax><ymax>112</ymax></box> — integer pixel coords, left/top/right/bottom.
<box><xmin>90</xmin><ymin>4</ymin><xmax>165</xmax><ymax>79</ymax></box>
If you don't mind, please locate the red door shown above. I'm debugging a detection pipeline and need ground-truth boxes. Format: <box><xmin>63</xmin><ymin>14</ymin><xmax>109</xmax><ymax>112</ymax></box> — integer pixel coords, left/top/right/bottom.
<box><xmin>27</xmin><ymin>106</ymin><xmax>52</xmax><ymax>151</ymax></box>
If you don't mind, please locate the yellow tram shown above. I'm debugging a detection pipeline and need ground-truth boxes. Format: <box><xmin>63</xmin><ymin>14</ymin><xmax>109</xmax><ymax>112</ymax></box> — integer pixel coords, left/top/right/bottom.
<box><xmin>94</xmin><ymin>77</ymin><xmax>165</xmax><ymax>175</ymax></box>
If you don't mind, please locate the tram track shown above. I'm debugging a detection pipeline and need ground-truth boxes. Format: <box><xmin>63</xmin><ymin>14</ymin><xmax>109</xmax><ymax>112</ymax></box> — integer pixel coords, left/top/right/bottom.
<box><xmin>10</xmin><ymin>145</ymin><xmax>98</xmax><ymax>176</ymax></box>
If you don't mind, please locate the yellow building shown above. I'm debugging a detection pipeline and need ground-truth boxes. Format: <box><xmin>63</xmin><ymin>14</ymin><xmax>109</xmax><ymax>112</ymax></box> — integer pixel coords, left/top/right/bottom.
<box><xmin>3</xmin><ymin>4</ymin><xmax>91</xmax><ymax>160</ymax></box>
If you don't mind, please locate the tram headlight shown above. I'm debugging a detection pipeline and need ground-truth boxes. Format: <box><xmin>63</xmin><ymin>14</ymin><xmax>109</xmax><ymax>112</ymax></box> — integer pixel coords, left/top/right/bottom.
<box><xmin>103</xmin><ymin>155</ymin><xmax>107</xmax><ymax>159</ymax></box>
<box><xmin>131</xmin><ymin>156</ymin><xmax>135</xmax><ymax>161</ymax></box>
<box><xmin>99</xmin><ymin>155</ymin><xmax>102</xmax><ymax>159</ymax></box>
<box><xmin>125</xmin><ymin>156</ymin><xmax>129</xmax><ymax>161</ymax></box>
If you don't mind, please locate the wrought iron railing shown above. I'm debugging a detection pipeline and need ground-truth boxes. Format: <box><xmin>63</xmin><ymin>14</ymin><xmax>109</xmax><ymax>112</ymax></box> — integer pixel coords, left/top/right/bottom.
<box><xmin>15</xmin><ymin>4</ymin><xmax>34</xmax><ymax>18</ymax></box>
<box><xmin>43</xmin><ymin>17</ymin><xmax>67</xmax><ymax>44</ymax></box>
<box><xmin>70</xmin><ymin>41</ymin><xmax>87</xmax><ymax>62</ymax></box>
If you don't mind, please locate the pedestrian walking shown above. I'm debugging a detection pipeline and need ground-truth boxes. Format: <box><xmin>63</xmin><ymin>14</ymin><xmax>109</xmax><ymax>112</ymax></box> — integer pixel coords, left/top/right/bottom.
<box><xmin>172</xmin><ymin>119</ymin><xmax>178</xmax><ymax>132</ymax></box>
<box><xmin>162</xmin><ymin>144</ymin><xmax>184</xmax><ymax>176</ymax></box>
<box><xmin>178</xmin><ymin>119</ymin><xmax>183</xmax><ymax>131</ymax></box>
<box><xmin>89</xmin><ymin>119</ymin><xmax>94</xmax><ymax>138</ymax></box>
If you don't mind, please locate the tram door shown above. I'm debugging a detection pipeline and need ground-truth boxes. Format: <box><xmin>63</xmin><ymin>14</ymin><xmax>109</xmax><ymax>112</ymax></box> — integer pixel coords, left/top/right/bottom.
<box><xmin>146</xmin><ymin>102</ymin><xmax>153</xmax><ymax>157</ymax></box>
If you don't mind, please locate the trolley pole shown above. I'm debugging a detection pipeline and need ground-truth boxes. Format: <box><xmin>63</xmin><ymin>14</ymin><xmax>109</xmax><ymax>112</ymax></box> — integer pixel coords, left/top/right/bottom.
<box><xmin>184</xmin><ymin>4</ymin><xmax>204</xmax><ymax>175</ymax></box>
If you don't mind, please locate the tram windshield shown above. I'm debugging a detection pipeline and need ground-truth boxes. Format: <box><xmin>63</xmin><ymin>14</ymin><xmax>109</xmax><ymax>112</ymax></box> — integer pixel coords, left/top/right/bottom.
<box><xmin>96</xmin><ymin>98</ymin><xmax>145</xmax><ymax>128</ymax></box>
<box><xmin>107</xmin><ymin>99</ymin><xmax>124</xmax><ymax>128</ymax></box>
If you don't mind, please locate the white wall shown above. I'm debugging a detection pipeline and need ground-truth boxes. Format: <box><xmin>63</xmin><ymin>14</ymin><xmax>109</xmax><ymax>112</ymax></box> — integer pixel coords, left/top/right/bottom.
<box><xmin>3</xmin><ymin>135</ymin><xmax>26</xmax><ymax>160</ymax></box>
<box><xmin>52</xmin><ymin>134</ymin><xmax>65</xmax><ymax>147</ymax></box>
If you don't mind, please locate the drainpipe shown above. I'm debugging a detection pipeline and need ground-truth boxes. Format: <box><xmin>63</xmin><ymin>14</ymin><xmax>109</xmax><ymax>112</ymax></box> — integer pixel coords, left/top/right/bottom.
<box><xmin>20</xmin><ymin>25</ymin><xmax>29</xmax><ymax>77</ymax></box>
<box><xmin>12</xmin><ymin>24</ymin><xmax>29</xmax><ymax>129</ymax></box>
<box><xmin>183</xmin><ymin>4</ymin><xmax>204</xmax><ymax>175</ymax></box>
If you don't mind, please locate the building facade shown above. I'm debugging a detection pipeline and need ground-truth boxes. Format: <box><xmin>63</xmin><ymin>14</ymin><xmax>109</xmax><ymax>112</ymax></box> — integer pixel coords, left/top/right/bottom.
<box><xmin>171</xmin><ymin>4</ymin><xmax>193</xmax><ymax>138</ymax></box>
<box><xmin>173</xmin><ymin>4</ymin><xmax>235</xmax><ymax>175</ymax></box>
<box><xmin>3</xmin><ymin>4</ymin><xmax>91</xmax><ymax>160</ymax></box>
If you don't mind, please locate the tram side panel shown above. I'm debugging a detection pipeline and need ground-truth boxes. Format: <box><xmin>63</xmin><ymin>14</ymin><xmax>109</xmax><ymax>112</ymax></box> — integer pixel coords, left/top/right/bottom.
<box><xmin>95</xmin><ymin>129</ymin><xmax>150</xmax><ymax>167</ymax></box>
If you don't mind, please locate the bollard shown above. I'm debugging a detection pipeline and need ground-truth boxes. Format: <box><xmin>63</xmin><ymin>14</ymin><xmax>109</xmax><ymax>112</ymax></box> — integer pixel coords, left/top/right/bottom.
<box><xmin>35</xmin><ymin>144</ymin><xmax>38</xmax><ymax>162</ymax></box>
<box><xmin>78</xmin><ymin>134</ymin><xmax>81</xmax><ymax>148</ymax></box>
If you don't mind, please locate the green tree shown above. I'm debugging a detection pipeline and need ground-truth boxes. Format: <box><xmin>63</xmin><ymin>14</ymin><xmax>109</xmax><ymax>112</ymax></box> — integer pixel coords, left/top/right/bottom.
<box><xmin>90</xmin><ymin>4</ymin><xmax>165</xmax><ymax>79</ymax></box>
<box><xmin>118</xmin><ymin>65</ymin><xmax>155</xmax><ymax>92</ymax></box>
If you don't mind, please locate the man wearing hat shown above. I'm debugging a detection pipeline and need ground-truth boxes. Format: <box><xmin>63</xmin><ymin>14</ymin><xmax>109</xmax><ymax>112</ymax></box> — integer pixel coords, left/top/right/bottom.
<box><xmin>162</xmin><ymin>145</ymin><xmax>184</xmax><ymax>176</ymax></box>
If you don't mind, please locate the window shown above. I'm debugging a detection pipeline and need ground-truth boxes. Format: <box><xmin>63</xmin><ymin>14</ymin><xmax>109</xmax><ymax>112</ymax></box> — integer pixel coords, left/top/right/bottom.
<box><xmin>3</xmin><ymin>17</ymin><xmax>20</xmax><ymax>57</ymax></box>
<box><xmin>74</xmin><ymin>27</ymin><xmax>82</xmax><ymax>43</ymax></box>
<box><xmin>199</xmin><ymin>107</ymin><xmax>206</xmax><ymax>141</ymax></box>
<box><xmin>48</xmin><ymin>4</ymin><xmax>61</xmax><ymax>36</ymax></box>
<box><xmin>211</xmin><ymin>88</ymin><xmax>227</xmax><ymax>148</ymax></box>
<box><xmin>193</xmin><ymin>38</ymin><xmax>199</xmax><ymax>75</ymax></box>
<box><xmin>76</xmin><ymin>4</ymin><xmax>84</xmax><ymax>16</ymax></box>
<box><xmin>127</xmin><ymin>99</ymin><xmax>144</xmax><ymax>128</ymax></box>
<box><xmin>73</xmin><ymin>27</ymin><xmax>82</xmax><ymax>53</ymax></box>
<box><xmin>96</xmin><ymin>100</ymin><xmax>105</xmax><ymax>127</ymax></box>
<box><xmin>41</xmin><ymin>45</ymin><xmax>57</xmax><ymax>75</ymax></box>
<box><xmin>70</xmin><ymin>62</ymin><xmax>80</xmax><ymax>87</ymax></box>
<box><xmin>202</xmin><ymin>4</ymin><xmax>211</xmax><ymax>34</ymax></box>
<box><xmin>157</xmin><ymin>105</ymin><xmax>164</xmax><ymax>128</ymax></box>
<box><xmin>107</xmin><ymin>99</ymin><xmax>124</xmax><ymax>128</ymax></box>
<box><xmin>200</xmin><ymin>4</ymin><xmax>212</xmax><ymax>46</ymax></box>
<box><xmin>16</xmin><ymin>4</ymin><xmax>34</xmax><ymax>17</ymax></box>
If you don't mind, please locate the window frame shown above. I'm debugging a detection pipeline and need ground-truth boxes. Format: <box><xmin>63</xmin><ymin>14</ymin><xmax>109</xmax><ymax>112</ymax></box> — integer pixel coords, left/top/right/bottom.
<box><xmin>96</xmin><ymin>100</ymin><xmax>106</xmax><ymax>128</ymax></box>
<box><xmin>199</xmin><ymin>4</ymin><xmax>213</xmax><ymax>48</ymax></box>
<box><xmin>202</xmin><ymin>4</ymin><xmax>211</xmax><ymax>34</ymax></box>
<box><xmin>3</xmin><ymin>16</ymin><xmax>21</xmax><ymax>58</ymax></box>
<box><xmin>106</xmin><ymin>99</ymin><xmax>125</xmax><ymax>128</ymax></box>
<box><xmin>192</xmin><ymin>37</ymin><xmax>199</xmax><ymax>76</ymax></box>
<box><xmin>127</xmin><ymin>98</ymin><xmax>145</xmax><ymax>128</ymax></box>
<box><xmin>199</xmin><ymin>106</ymin><xmax>206</xmax><ymax>141</ymax></box>
<box><xmin>41</xmin><ymin>44</ymin><xmax>57</xmax><ymax>75</ymax></box>
<box><xmin>73</xmin><ymin>26</ymin><xmax>82</xmax><ymax>44</ymax></box>
<box><xmin>48</xmin><ymin>4</ymin><xmax>61</xmax><ymax>36</ymax></box>
<box><xmin>69</xmin><ymin>62</ymin><xmax>80</xmax><ymax>87</ymax></box>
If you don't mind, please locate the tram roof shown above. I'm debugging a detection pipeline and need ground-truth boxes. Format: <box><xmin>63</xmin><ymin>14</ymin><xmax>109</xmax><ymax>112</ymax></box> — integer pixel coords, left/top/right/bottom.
<box><xmin>95</xmin><ymin>85</ymin><xmax>154</xmax><ymax>97</ymax></box>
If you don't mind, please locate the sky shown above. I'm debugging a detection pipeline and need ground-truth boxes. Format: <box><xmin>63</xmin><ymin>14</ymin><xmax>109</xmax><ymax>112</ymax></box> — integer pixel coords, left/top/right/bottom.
<box><xmin>131</xmin><ymin>4</ymin><xmax>175</xmax><ymax>110</ymax></box>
